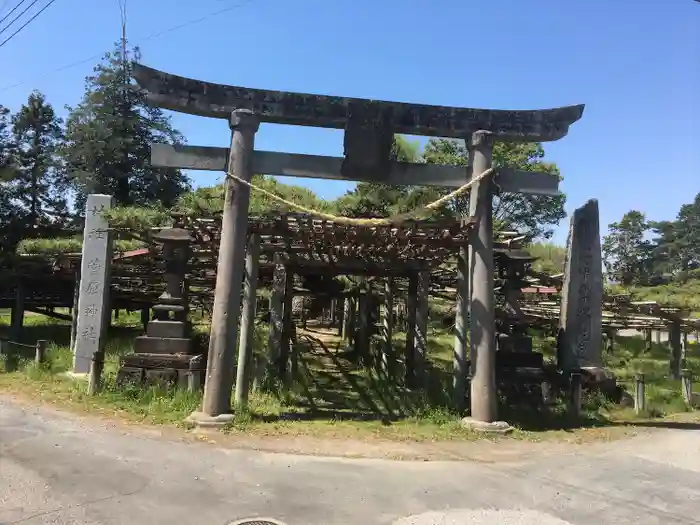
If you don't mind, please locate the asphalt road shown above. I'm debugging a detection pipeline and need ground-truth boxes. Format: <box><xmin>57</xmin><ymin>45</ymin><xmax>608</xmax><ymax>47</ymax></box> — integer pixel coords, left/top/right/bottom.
<box><xmin>1</xmin><ymin>397</ymin><xmax>699</xmax><ymax>525</ymax></box>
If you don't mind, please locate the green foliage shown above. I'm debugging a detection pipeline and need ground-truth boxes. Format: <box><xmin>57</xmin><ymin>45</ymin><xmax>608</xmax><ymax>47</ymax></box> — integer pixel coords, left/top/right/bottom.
<box><xmin>619</xmin><ymin>279</ymin><xmax>700</xmax><ymax>311</ymax></box>
<box><xmin>528</xmin><ymin>242</ymin><xmax>566</xmax><ymax>274</ymax></box>
<box><xmin>10</xmin><ymin>91</ymin><xmax>69</xmax><ymax>224</ymax></box>
<box><xmin>603</xmin><ymin>193</ymin><xmax>700</xmax><ymax>287</ymax></box>
<box><xmin>420</xmin><ymin>139</ymin><xmax>566</xmax><ymax>238</ymax></box>
<box><xmin>602</xmin><ymin>194</ymin><xmax>700</xmax><ymax>309</ymax></box>
<box><xmin>332</xmin><ymin>136</ymin><xmax>565</xmax><ymax>235</ymax></box>
<box><xmin>331</xmin><ymin>136</ymin><xmax>426</xmax><ymax>219</ymax></box>
<box><xmin>173</xmin><ymin>175</ymin><xmax>331</xmax><ymax>218</ymax></box>
<box><xmin>0</xmin><ymin>104</ymin><xmax>22</xmax><ymax>254</ymax></box>
<box><xmin>602</xmin><ymin>210</ymin><xmax>652</xmax><ymax>285</ymax></box>
<box><xmin>102</xmin><ymin>204</ymin><xmax>171</xmax><ymax>231</ymax></box>
<box><xmin>62</xmin><ymin>42</ymin><xmax>190</xmax><ymax>211</ymax></box>
<box><xmin>16</xmin><ymin>236</ymin><xmax>145</xmax><ymax>255</ymax></box>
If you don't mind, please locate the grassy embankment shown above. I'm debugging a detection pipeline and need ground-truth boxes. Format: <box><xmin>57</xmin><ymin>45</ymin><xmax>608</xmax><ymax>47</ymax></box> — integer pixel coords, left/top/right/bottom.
<box><xmin>1</xmin><ymin>308</ymin><xmax>697</xmax><ymax>442</ymax></box>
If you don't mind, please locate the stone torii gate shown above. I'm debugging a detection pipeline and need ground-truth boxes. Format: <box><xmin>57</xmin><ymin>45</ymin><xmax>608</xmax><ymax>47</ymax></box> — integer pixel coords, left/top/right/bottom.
<box><xmin>133</xmin><ymin>63</ymin><xmax>584</xmax><ymax>428</ymax></box>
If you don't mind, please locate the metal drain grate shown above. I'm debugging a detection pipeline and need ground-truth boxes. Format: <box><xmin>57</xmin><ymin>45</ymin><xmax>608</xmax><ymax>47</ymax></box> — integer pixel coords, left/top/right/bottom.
<box><xmin>229</xmin><ymin>518</ymin><xmax>285</xmax><ymax>525</ymax></box>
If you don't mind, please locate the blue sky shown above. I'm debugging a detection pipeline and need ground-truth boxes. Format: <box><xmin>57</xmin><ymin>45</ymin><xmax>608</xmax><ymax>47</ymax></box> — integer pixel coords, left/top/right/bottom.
<box><xmin>1</xmin><ymin>0</ymin><xmax>698</xmax><ymax>245</ymax></box>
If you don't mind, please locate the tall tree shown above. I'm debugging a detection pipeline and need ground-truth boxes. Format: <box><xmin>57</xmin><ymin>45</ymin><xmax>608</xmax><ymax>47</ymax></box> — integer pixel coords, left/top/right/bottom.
<box><xmin>0</xmin><ymin>104</ymin><xmax>20</xmax><ymax>253</ymax></box>
<box><xmin>673</xmin><ymin>193</ymin><xmax>700</xmax><ymax>274</ymax></box>
<box><xmin>647</xmin><ymin>219</ymin><xmax>678</xmax><ymax>281</ymax></box>
<box><xmin>528</xmin><ymin>242</ymin><xmax>567</xmax><ymax>275</ymax></box>
<box><xmin>420</xmin><ymin>139</ymin><xmax>566</xmax><ymax>238</ymax></box>
<box><xmin>602</xmin><ymin>210</ymin><xmax>653</xmax><ymax>285</ymax></box>
<box><xmin>62</xmin><ymin>42</ymin><xmax>190</xmax><ymax>212</ymax></box>
<box><xmin>332</xmin><ymin>136</ymin><xmax>421</xmax><ymax>218</ymax></box>
<box><xmin>10</xmin><ymin>91</ymin><xmax>68</xmax><ymax>225</ymax></box>
<box><xmin>0</xmin><ymin>104</ymin><xmax>13</xmax><ymax>180</ymax></box>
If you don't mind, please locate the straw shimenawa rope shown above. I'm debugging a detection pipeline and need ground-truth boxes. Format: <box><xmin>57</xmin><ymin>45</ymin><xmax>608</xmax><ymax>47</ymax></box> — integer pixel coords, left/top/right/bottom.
<box><xmin>227</xmin><ymin>167</ymin><xmax>495</xmax><ymax>227</ymax></box>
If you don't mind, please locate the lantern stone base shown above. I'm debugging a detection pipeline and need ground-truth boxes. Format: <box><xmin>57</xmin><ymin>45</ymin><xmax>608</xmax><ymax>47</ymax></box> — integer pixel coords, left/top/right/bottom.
<box><xmin>116</xmin><ymin>353</ymin><xmax>205</xmax><ymax>391</ymax></box>
<box><xmin>133</xmin><ymin>335</ymin><xmax>192</xmax><ymax>355</ymax></box>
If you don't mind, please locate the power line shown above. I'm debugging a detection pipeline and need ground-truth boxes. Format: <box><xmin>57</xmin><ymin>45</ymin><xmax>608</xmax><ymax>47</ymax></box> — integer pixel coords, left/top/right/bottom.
<box><xmin>0</xmin><ymin>0</ymin><xmax>58</xmax><ymax>48</ymax></box>
<box><xmin>0</xmin><ymin>0</ymin><xmax>13</xmax><ymax>17</ymax></box>
<box><xmin>0</xmin><ymin>0</ymin><xmax>29</xmax><ymax>27</ymax></box>
<box><xmin>0</xmin><ymin>0</ymin><xmax>43</xmax><ymax>37</ymax></box>
<box><xmin>0</xmin><ymin>0</ymin><xmax>254</xmax><ymax>92</ymax></box>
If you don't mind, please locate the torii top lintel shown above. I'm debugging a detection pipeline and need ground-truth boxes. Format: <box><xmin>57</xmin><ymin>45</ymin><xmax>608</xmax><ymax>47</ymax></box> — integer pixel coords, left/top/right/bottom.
<box><xmin>133</xmin><ymin>63</ymin><xmax>584</xmax><ymax>142</ymax></box>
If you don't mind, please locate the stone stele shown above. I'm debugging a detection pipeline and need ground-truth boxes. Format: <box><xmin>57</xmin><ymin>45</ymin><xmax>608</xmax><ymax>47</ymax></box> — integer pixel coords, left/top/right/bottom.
<box><xmin>73</xmin><ymin>194</ymin><xmax>114</xmax><ymax>374</ymax></box>
<box><xmin>557</xmin><ymin>199</ymin><xmax>604</xmax><ymax>370</ymax></box>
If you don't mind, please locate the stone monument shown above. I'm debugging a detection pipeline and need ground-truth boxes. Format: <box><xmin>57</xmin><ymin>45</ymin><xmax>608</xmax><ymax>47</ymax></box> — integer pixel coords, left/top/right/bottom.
<box><xmin>117</xmin><ymin>227</ymin><xmax>205</xmax><ymax>389</ymax></box>
<box><xmin>73</xmin><ymin>194</ymin><xmax>114</xmax><ymax>374</ymax></box>
<box><xmin>557</xmin><ymin>199</ymin><xmax>604</xmax><ymax>371</ymax></box>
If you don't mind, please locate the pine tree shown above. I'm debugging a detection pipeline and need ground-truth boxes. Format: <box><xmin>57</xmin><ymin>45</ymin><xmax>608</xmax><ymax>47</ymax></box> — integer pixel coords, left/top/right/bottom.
<box><xmin>0</xmin><ymin>104</ymin><xmax>22</xmax><ymax>253</ymax></box>
<box><xmin>11</xmin><ymin>91</ymin><xmax>69</xmax><ymax>225</ymax></box>
<box><xmin>0</xmin><ymin>104</ymin><xmax>14</xmax><ymax>189</ymax></box>
<box><xmin>602</xmin><ymin>211</ymin><xmax>653</xmax><ymax>285</ymax></box>
<box><xmin>62</xmin><ymin>42</ymin><xmax>190</xmax><ymax>212</ymax></box>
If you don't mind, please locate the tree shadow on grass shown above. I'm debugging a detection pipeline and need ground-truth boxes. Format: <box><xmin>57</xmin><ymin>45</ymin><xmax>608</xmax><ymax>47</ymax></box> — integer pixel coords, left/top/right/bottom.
<box><xmin>499</xmin><ymin>403</ymin><xmax>613</xmax><ymax>432</ymax></box>
<box><xmin>615</xmin><ymin>420</ymin><xmax>700</xmax><ymax>431</ymax></box>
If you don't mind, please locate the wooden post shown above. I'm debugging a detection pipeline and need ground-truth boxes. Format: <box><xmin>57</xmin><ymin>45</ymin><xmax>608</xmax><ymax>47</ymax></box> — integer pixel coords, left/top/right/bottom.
<box><xmin>269</xmin><ymin>259</ymin><xmax>286</xmax><ymax>372</ymax></box>
<box><xmin>341</xmin><ymin>297</ymin><xmax>350</xmax><ymax>340</ymax></box>
<box><xmin>468</xmin><ymin>131</ymin><xmax>497</xmax><ymax>423</ymax></box>
<box><xmin>234</xmin><ymin>234</ymin><xmax>260</xmax><ymax>407</ymax></box>
<box><xmin>415</xmin><ymin>270</ymin><xmax>429</xmax><ymax>386</ymax></box>
<box><xmin>606</xmin><ymin>330</ymin><xmax>615</xmax><ymax>353</ymax></box>
<box><xmin>405</xmin><ymin>275</ymin><xmax>418</xmax><ymax>387</ymax></box>
<box><xmin>348</xmin><ymin>297</ymin><xmax>356</xmax><ymax>345</ymax></box>
<box><xmin>357</xmin><ymin>281</ymin><xmax>371</xmax><ymax>366</ymax></box>
<box><xmin>11</xmin><ymin>279</ymin><xmax>25</xmax><ymax>341</ymax></box>
<box><xmin>669</xmin><ymin>320</ymin><xmax>682</xmax><ymax>380</ymax></box>
<box><xmin>380</xmin><ymin>278</ymin><xmax>394</xmax><ymax>375</ymax></box>
<box><xmin>453</xmin><ymin>244</ymin><xmax>469</xmax><ymax>412</ymax></box>
<box><xmin>644</xmin><ymin>329</ymin><xmax>652</xmax><ymax>353</ymax></box>
<box><xmin>681</xmin><ymin>331</ymin><xmax>688</xmax><ymax>368</ymax></box>
<box><xmin>87</xmin><ymin>351</ymin><xmax>104</xmax><ymax>395</ymax></box>
<box><xmin>541</xmin><ymin>381</ymin><xmax>552</xmax><ymax>405</ymax></box>
<box><xmin>300</xmin><ymin>298</ymin><xmax>307</xmax><ymax>329</ymax></box>
<box><xmin>681</xmin><ymin>369</ymin><xmax>693</xmax><ymax>407</ymax></box>
<box><xmin>569</xmin><ymin>372</ymin><xmax>582</xmax><ymax>418</ymax></box>
<box><xmin>188</xmin><ymin>360</ymin><xmax>202</xmax><ymax>392</ymax></box>
<box><xmin>635</xmin><ymin>373</ymin><xmax>645</xmax><ymax>414</ymax></box>
<box><xmin>281</xmin><ymin>269</ymin><xmax>294</xmax><ymax>383</ymax></box>
<box><xmin>655</xmin><ymin>329</ymin><xmax>662</xmax><ymax>345</ymax></box>
<box><xmin>34</xmin><ymin>340</ymin><xmax>47</xmax><ymax>366</ymax></box>
<box><xmin>199</xmin><ymin>109</ymin><xmax>260</xmax><ymax>420</ymax></box>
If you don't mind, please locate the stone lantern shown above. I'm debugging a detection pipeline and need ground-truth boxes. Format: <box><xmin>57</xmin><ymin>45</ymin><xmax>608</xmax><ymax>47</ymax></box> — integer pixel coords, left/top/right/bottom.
<box><xmin>135</xmin><ymin>227</ymin><xmax>192</xmax><ymax>353</ymax></box>
<box><xmin>118</xmin><ymin>227</ymin><xmax>205</xmax><ymax>389</ymax></box>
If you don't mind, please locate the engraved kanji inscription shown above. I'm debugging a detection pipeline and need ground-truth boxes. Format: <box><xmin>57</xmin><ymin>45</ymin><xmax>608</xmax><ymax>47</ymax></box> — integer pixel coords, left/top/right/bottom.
<box><xmin>87</xmin><ymin>228</ymin><xmax>107</xmax><ymax>241</ymax></box>
<box><xmin>84</xmin><ymin>304</ymin><xmax>99</xmax><ymax>317</ymax></box>
<box><xmin>84</xmin><ymin>281</ymin><xmax>101</xmax><ymax>295</ymax></box>
<box><xmin>89</xmin><ymin>204</ymin><xmax>106</xmax><ymax>217</ymax></box>
<box><xmin>87</xmin><ymin>258</ymin><xmax>102</xmax><ymax>274</ymax></box>
<box><xmin>81</xmin><ymin>326</ymin><xmax>97</xmax><ymax>343</ymax></box>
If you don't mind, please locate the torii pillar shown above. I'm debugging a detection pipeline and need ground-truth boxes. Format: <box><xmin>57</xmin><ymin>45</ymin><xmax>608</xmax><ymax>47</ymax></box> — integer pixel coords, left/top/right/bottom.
<box><xmin>188</xmin><ymin>109</ymin><xmax>260</xmax><ymax>426</ymax></box>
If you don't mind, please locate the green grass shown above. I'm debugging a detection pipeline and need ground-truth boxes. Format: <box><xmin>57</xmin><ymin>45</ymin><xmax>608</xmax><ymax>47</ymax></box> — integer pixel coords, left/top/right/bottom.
<box><xmin>1</xmin><ymin>309</ymin><xmax>697</xmax><ymax>442</ymax></box>
<box><xmin>16</xmin><ymin>237</ymin><xmax>146</xmax><ymax>255</ymax></box>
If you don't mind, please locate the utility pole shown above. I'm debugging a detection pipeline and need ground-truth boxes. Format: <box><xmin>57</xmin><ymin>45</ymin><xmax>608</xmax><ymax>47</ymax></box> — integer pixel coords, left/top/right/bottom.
<box><xmin>117</xmin><ymin>0</ymin><xmax>130</xmax><ymax>205</ymax></box>
<box><xmin>119</xmin><ymin>0</ymin><xmax>127</xmax><ymax>64</ymax></box>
